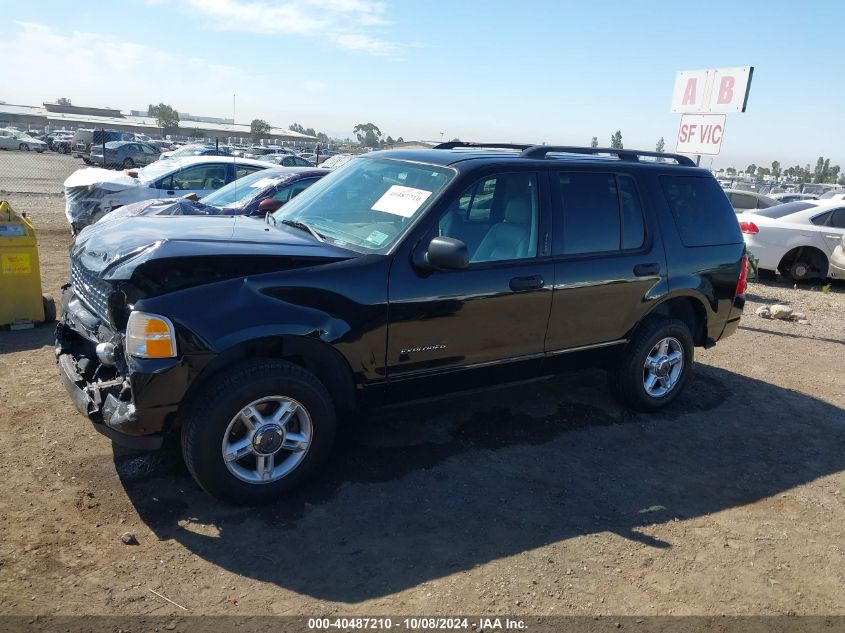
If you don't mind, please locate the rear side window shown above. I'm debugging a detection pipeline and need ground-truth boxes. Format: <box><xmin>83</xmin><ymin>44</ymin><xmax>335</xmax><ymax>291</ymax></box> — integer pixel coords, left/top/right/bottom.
<box><xmin>660</xmin><ymin>176</ymin><xmax>741</xmax><ymax>246</ymax></box>
<box><xmin>555</xmin><ymin>172</ymin><xmax>645</xmax><ymax>255</ymax></box>
<box><xmin>755</xmin><ymin>201</ymin><xmax>816</xmax><ymax>219</ymax></box>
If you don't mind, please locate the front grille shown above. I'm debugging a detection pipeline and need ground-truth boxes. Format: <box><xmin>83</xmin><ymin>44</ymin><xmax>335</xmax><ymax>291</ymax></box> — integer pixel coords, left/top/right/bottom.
<box><xmin>71</xmin><ymin>261</ymin><xmax>112</xmax><ymax>320</ymax></box>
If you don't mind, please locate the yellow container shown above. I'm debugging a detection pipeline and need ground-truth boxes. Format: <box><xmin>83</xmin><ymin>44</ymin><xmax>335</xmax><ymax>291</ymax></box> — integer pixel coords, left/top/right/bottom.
<box><xmin>0</xmin><ymin>200</ymin><xmax>46</xmax><ymax>326</ymax></box>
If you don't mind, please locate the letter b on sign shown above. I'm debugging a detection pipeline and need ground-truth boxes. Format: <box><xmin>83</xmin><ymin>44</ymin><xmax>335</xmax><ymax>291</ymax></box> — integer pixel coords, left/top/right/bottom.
<box><xmin>717</xmin><ymin>76</ymin><xmax>735</xmax><ymax>104</ymax></box>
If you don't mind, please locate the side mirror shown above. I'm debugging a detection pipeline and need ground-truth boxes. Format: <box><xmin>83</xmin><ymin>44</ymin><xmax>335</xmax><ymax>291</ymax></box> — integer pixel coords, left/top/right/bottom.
<box><xmin>413</xmin><ymin>236</ymin><xmax>469</xmax><ymax>272</ymax></box>
<box><xmin>258</xmin><ymin>198</ymin><xmax>283</xmax><ymax>214</ymax></box>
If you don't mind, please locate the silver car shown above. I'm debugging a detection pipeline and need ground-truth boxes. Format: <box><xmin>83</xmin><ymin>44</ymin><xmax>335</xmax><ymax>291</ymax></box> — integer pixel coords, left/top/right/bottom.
<box><xmin>0</xmin><ymin>129</ymin><xmax>47</xmax><ymax>152</ymax></box>
<box><xmin>89</xmin><ymin>141</ymin><xmax>161</xmax><ymax>169</ymax></box>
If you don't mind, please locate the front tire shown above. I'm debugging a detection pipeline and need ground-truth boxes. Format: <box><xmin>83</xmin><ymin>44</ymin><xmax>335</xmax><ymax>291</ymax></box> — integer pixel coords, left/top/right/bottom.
<box><xmin>608</xmin><ymin>318</ymin><xmax>694</xmax><ymax>412</ymax></box>
<box><xmin>122</xmin><ymin>158</ymin><xmax>135</xmax><ymax>169</ymax></box>
<box><xmin>19</xmin><ymin>143</ymin><xmax>29</xmax><ymax>151</ymax></box>
<box><xmin>180</xmin><ymin>359</ymin><xmax>336</xmax><ymax>504</ymax></box>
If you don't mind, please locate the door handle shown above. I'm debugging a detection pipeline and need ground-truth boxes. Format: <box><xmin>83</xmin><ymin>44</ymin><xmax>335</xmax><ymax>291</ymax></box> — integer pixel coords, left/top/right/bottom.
<box><xmin>509</xmin><ymin>275</ymin><xmax>544</xmax><ymax>291</ymax></box>
<box><xmin>633</xmin><ymin>263</ymin><xmax>660</xmax><ymax>277</ymax></box>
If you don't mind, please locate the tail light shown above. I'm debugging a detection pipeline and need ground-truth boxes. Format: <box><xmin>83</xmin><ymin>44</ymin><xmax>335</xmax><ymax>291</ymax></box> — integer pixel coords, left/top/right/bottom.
<box><xmin>739</xmin><ymin>221</ymin><xmax>759</xmax><ymax>234</ymax></box>
<box><xmin>735</xmin><ymin>255</ymin><xmax>749</xmax><ymax>297</ymax></box>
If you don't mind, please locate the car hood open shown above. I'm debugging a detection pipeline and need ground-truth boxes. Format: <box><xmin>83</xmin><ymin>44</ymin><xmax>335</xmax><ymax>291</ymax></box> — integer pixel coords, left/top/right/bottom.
<box><xmin>73</xmin><ymin>215</ymin><xmax>354</xmax><ymax>280</ymax></box>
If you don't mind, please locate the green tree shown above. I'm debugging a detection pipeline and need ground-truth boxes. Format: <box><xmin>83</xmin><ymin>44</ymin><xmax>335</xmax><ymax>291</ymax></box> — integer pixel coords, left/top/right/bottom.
<box><xmin>829</xmin><ymin>165</ymin><xmax>841</xmax><ymax>184</ymax></box>
<box><xmin>771</xmin><ymin>161</ymin><xmax>781</xmax><ymax>179</ymax></box>
<box><xmin>250</xmin><ymin>119</ymin><xmax>271</xmax><ymax>141</ymax></box>
<box><xmin>385</xmin><ymin>135</ymin><xmax>396</xmax><ymax>145</ymax></box>
<box><xmin>655</xmin><ymin>137</ymin><xmax>665</xmax><ymax>162</ymax></box>
<box><xmin>289</xmin><ymin>123</ymin><xmax>306</xmax><ymax>134</ymax></box>
<box><xmin>757</xmin><ymin>167</ymin><xmax>771</xmax><ymax>178</ymax></box>
<box><xmin>396</xmin><ymin>137</ymin><xmax>404</xmax><ymax>143</ymax></box>
<box><xmin>814</xmin><ymin>157</ymin><xmax>826</xmax><ymax>182</ymax></box>
<box><xmin>610</xmin><ymin>130</ymin><xmax>623</xmax><ymax>149</ymax></box>
<box><xmin>148</xmin><ymin>103</ymin><xmax>179</xmax><ymax>134</ymax></box>
<box><xmin>746</xmin><ymin>164</ymin><xmax>756</xmax><ymax>176</ymax></box>
<box><xmin>353</xmin><ymin>123</ymin><xmax>382</xmax><ymax>148</ymax></box>
<box><xmin>590</xmin><ymin>136</ymin><xmax>598</xmax><ymax>148</ymax></box>
<box><xmin>726</xmin><ymin>167</ymin><xmax>737</xmax><ymax>176</ymax></box>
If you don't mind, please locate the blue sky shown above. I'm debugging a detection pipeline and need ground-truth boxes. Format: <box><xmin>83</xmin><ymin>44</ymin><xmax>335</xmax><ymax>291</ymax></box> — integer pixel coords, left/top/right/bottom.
<box><xmin>2</xmin><ymin>0</ymin><xmax>843</xmax><ymax>168</ymax></box>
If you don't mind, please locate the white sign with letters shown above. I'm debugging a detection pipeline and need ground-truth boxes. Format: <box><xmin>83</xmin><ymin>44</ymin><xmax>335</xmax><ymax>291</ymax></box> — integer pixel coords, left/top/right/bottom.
<box><xmin>671</xmin><ymin>67</ymin><xmax>753</xmax><ymax>113</ymax></box>
<box><xmin>676</xmin><ymin>114</ymin><xmax>727</xmax><ymax>156</ymax></box>
<box><xmin>371</xmin><ymin>185</ymin><xmax>432</xmax><ymax>217</ymax></box>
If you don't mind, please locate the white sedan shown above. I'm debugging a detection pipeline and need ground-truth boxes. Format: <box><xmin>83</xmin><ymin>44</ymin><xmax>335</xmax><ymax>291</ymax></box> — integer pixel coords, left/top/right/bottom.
<box><xmin>740</xmin><ymin>200</ymin><xmax>845</xmax><ymax>281</ymax></box>
<box><xmin>0</xmin><ymin>129</ymin><xmax>47</xmax><ymax>152</ymax></box>
<box><xmin>63</xmin><ymin>156</ymin><xmax>269</xmax><ymax>234</ymax></box>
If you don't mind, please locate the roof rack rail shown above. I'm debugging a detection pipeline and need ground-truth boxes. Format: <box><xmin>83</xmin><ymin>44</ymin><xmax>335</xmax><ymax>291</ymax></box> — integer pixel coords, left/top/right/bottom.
<box><xmin>433</xmin><ymin>141</ymin><xmax>532</xmax><ymax>151</ymax></box>
<box><xmin>520</xmin><ymin>145</ymin><xmax>696</xmax><ymax>167</ymax></box>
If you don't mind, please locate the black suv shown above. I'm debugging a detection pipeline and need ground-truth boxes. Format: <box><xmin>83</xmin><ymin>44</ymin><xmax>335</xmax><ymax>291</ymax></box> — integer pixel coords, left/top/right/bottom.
<box><xmin>56</xmin><ymin>144</ymin><xmax>747</xmax><ymax>504</ymax></box>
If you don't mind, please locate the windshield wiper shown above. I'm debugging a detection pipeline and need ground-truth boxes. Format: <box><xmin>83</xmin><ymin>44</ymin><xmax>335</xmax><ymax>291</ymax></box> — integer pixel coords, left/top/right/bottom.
<box><xmin>280</xmin><ymin>219</ymin><xmax>324</xmax><ymax>242</ymax></box>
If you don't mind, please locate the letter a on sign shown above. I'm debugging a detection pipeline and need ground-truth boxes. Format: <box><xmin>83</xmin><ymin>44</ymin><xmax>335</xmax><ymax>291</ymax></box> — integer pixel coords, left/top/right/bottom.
<box><xmin>682</xmin><ymin>78</ymin><xmax>697</xmax><ymax>105</ymax></box>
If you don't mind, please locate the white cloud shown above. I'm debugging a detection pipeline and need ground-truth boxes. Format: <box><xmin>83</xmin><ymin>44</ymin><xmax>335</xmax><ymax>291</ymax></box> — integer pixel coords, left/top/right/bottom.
<box><xmin>171</xmin><ymin>0</ymin><xmax>400</xmax><ymax>56</ymax></box>
<box><xmin>3</xmin><ymin>21</ymin><xmax>245</xmax><ymax>111</ymax></box>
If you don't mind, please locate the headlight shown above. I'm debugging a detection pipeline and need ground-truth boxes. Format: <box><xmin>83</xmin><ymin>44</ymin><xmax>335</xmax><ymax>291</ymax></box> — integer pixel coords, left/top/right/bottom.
<box><xmin>125</xmin><ymin>312</ymin><xmax>177</xmax><ymax>358</ymax></box>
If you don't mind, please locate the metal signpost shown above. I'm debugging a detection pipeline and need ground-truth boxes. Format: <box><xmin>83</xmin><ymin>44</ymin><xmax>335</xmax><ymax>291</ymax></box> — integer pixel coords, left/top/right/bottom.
<box><xmin>671</xmin><ymin>66</ymin><xmax>754</xmax><ymax>165</ymax></box>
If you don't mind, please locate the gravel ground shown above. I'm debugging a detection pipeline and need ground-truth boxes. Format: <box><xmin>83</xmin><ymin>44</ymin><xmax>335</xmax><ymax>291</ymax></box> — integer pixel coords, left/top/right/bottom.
<box><xmin>0</xmin><ymin>151</ymin><xmax>81</xmax><ymax>194</ymax></box>
<box><xmin>0</xmin><ymin>194</ymin><xmax>843</xmax><ymax>619</ymax></box>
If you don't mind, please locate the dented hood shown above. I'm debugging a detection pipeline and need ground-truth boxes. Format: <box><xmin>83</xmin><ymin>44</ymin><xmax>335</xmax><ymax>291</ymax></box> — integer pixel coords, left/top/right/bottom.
<box><xmin>72</xmin><ymin>215</ymin><xmax>354</xmax><ymax>280</ymax></box>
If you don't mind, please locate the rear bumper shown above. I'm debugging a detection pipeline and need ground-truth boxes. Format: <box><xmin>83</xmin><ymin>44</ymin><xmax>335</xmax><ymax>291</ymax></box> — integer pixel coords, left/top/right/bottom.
<box><xmin>718</xmin><ymin>294</ymin><xmax>745</xmax><ymax>341</ymax></box>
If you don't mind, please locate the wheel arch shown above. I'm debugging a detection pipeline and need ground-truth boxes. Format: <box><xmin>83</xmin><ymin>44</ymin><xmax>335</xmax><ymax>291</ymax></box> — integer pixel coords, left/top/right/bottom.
<box><xmin>777</xmin><ymin>245</ymin><xmax>829</xmax><ymax>277</ymax></box>
<box><xmin>637</xmin><ymin>294</ymin><xmax>709</xmax><ymax>347</ymax></box>
<box><xmin>182</xmin><ymin>335</ymin><xmax>357</xmax><ymax>422</ymax></box>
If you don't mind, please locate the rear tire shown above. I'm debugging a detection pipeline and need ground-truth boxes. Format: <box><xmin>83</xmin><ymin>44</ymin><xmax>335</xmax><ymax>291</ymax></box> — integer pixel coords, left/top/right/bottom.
<box><xmin>19</xmin><ymin>143</ymin><xmax>29</xmax><ymax>151</ymax></box>
<box><xmin>608</xmin><ymin>318</ymin><xmax>694</xmax><ymax>412</ymax></box>
<box><xmin>180</xmin><ymin>359</ymin><xmax>336</xmax><ymax>505</ymax></box>
<box><xmin>789</xmin><ymin>260</ymin><xmax>813</xmax><ymax>282</ymax></box>
<box><xmin>122</xmin><ymin>158</ymin><xmax>134</xmax><ymax>169</ymax></box>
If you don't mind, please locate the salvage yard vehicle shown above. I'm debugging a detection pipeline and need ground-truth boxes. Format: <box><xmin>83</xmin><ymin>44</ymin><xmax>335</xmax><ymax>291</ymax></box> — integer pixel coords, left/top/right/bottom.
<box><xmin>63</xmin><ymin>156</ymin><xmax>269</xmax><ymax>233</ymax></box>
<box><xmin>0</xmin><ymin>129</ymin><xmax>47</xmax><ymax>152</ymax></box>
<box><xmin>72</xmin><ymin>129</ymin><xmax>136</xmax><ymax>163</ymax></box>
<box><xmin>56</xmin><ymin>144</ymin><xmax>747</xmax><ymax>504</ymax></box>
<box><xmin>258</xmin><ymin>153</ymin><xmax>314</xmax><ymax>167</ymax></box>
<box><xmin>725</xmin><ymin>189</ymin><xmax>778</xmax><ymax>214</ymax></box>
<box><xmin>159</xmin><ymin>143</ymin><xmax>231</xmax><ymax>159</ymax></box>
<box><xmin>739</xmin><ymin>199</ymin><xmax>845</xmax><ymax>280</ymax></box>
<box><xmin>89</xmin><ymin>141</ymin><xmax>161</xmax><ymax>169</ymax></box>
<box><xmin>102</xmin><ymin>166</ymin><xmax>327</xmax><ymax>220</ymax></box>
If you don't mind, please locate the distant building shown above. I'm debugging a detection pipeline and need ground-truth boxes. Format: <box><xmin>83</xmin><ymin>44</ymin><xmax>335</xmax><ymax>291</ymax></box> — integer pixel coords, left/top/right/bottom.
<box><xmin>0</xmin><ymin>101</ymin><xmax>316</xmax><ymax>143</ymax></box>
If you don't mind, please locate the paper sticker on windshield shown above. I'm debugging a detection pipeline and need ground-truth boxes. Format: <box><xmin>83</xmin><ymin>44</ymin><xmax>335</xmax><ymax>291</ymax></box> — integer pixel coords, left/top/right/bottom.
<box><xmin>371</xmin><ymin>185</ymin><xmax>432</xmax><ymax>217</ymax></box>
<box><xmin>249</xmin><ymin>178</ymin><xmax>278</xmax><ymax>188</ymax></box>
<box><xmin>366</xmin><ymin>230</ymin><xmax>390</xmax><ymax>246</ymax></box>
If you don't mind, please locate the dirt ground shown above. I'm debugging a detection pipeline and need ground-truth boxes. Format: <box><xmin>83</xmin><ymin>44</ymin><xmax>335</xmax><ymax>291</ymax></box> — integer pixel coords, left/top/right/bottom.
<box><xmin>0</xmin><ymin>192</ymin><xmax>843</xmax><ymax>618</ymax></box>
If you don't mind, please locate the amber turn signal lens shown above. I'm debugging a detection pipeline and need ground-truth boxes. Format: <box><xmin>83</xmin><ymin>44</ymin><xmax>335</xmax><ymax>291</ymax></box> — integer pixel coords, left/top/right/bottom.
<box><xmin>125</xmin><ymin>312</ymin><xmax>177</xmax><ymax>359</ymax></box>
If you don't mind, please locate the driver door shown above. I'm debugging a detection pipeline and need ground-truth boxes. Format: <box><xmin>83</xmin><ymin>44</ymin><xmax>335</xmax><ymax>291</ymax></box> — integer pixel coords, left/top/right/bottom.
<box><xmin>385</xmin><ymin>170</ymin><xmax>554</xmax><ymax>398</ymax></box>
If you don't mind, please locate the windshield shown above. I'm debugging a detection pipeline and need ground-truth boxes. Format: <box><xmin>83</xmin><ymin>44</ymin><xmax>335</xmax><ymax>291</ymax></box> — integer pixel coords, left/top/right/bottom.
<box><xmin>201</xmin><ymin>170</ymin><xmax>283</xmax><ymax>208</ymax></box>
<box><xmin>271</xmin><ymin>157</ymin><xmax>453</xmax><ymax>252</ymax></box>
<box><xmin>753</xmin><ymin>201</ymin><xmax>817</xmax><ymax>218</ymax></box>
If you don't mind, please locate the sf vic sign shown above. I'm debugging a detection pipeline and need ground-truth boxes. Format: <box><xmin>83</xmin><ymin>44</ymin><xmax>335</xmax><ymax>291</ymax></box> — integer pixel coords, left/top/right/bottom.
<box><xmin>671</xmin><ymin>66</ymin><xmax>753</xmax><ymax>156</ymax></box>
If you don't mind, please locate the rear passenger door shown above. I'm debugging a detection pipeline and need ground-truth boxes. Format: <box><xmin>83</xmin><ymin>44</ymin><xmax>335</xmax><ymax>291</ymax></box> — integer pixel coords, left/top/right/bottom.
<box><xmin>545</xmin><ymin>170</ymin><xmax>667</xmax><ymax>353</ymax></box>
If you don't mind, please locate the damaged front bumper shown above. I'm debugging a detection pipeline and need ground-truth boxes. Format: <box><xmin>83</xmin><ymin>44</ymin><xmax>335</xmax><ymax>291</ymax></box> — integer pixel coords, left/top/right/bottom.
<box><xmin>55</xmin><ymin>287</ymin><xmax>184</xmax><ymax>450</ymax></box>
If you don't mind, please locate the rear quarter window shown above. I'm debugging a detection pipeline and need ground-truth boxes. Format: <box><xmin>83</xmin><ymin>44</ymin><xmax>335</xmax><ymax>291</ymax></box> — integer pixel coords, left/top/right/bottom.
<box><xmin>660</xmin><ymin>175</ymin><xmax>742</xmax><ymax>247</ymax></box>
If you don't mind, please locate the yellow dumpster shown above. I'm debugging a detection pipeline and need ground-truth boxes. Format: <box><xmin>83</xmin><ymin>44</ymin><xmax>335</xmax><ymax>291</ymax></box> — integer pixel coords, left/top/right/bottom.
<box><xmin>0</xmin><ymin>200</ymin><xmax>54</xmax><ymax>328</ymax></box>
